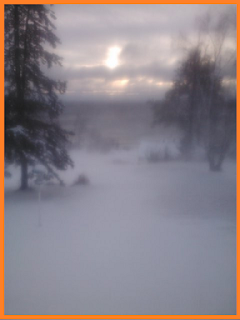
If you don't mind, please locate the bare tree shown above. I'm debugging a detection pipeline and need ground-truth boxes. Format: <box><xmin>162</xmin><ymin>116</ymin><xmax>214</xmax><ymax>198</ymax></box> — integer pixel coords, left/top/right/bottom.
<box><xmin>153</xmin><ymin>8</ymin><xmax>236</xmax><ymax>170</ymax></box>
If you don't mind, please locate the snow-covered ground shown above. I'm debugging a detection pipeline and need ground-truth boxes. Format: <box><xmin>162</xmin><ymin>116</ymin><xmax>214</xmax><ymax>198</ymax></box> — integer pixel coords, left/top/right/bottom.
<box><xmin>4</xmin><ymin>148</ymin><xmax>236</xmax><ymax>315</ymax></box>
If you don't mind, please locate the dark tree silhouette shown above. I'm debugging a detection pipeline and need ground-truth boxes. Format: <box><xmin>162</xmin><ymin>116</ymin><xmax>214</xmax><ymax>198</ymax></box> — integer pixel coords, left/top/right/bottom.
<box><xmin>5</xmin><ymin>5</ymin><xmax>73</xmax><ymax>189</ymax></box>
<box><xmin>152</xmin><ymin>47</ymin><xmax>234</xmax><ymax>170</ymax></box>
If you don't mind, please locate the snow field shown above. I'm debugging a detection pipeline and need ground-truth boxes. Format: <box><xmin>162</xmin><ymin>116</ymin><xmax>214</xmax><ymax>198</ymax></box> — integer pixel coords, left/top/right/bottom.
<box><xmin>4</xmin><ymin>149</ymin><xmax>236</xmax><ymax>315</ymax></box>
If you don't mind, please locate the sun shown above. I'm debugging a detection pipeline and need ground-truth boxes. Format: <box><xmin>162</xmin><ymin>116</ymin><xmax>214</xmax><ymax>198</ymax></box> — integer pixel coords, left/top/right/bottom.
<box><xmin>105</xmin><ymin>46</ymin><xmax>121</xmax><ymax>69</ymax></box>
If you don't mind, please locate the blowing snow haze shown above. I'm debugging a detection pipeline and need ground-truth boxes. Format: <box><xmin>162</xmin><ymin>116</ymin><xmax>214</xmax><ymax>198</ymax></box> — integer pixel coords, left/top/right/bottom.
<box><xmin>4</xmin><ymin>4</ymin><xmax>236</xmax><ymax>316</ymax></box>
<box><xmin>50</xmin><ymin>4</ymin><xmax>236</xmax><ymax>101</ymax></box>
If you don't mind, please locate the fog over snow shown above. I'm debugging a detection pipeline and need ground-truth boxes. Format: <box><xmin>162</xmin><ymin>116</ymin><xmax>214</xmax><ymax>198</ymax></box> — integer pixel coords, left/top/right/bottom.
<box><xmin>4</xmin><ymin>3</ymin><xmax>236</xmax><ymax>317</ymax></box>
<box><xmin>5</xmin><ymin>148</ymin><xmax>236</xmax><ymax>315</ymax></box>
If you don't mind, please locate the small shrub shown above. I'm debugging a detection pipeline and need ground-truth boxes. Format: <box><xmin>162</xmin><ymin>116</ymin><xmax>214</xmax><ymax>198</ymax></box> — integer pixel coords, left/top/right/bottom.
<box><xmin>73</xmin><ymin>174</ymin><xmax>89</xmax><ymax>186</ymax></box>
<box><xmin>4</xmin><ymin>170</ymin><xmax>12</xmax><ymax>178</ymax></box>
<box><xmin>138</xmin><ymin>140</ymin><xmax>180</xmax><ymax>163</ymax></box>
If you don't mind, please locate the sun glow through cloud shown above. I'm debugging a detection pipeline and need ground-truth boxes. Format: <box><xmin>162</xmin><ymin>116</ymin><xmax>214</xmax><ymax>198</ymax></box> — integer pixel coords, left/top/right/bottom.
<box><xmin>105</xmin><ymin>46</ymin><xmax>121</xmax><ymax>69</ymax></box>
<box><xmin>112</xmin><ymin>79</ymin><xmax>129</xmax><ymax>87</ymax></box>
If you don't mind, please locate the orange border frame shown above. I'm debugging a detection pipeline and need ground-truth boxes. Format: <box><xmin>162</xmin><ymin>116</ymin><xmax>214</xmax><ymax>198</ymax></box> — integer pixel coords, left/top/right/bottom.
<box><xmin>0</xmin><ymin>1</ymin><xmax>238</xmax><ymax>319</ymax></box>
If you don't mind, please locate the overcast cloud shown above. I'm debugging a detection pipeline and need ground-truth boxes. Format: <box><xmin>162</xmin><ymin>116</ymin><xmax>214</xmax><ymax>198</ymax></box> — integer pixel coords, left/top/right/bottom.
<box><xmin>50</xmin><ymin>4</ymin><xmax>236</xmax><ymax>101</ymax></box>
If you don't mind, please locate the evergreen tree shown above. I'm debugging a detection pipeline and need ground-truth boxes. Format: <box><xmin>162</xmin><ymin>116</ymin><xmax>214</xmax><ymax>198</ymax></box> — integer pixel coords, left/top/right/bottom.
<box><xmin>5</xmin><ymin>5</ymin><xmax>73</xmax><ymax>189</ymax></box>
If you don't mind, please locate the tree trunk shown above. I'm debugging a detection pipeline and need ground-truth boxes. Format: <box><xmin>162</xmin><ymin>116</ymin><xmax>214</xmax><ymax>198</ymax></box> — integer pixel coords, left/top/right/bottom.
<box><xmin>14</xmin><ymin>6</ymin><xmax>22</xmax><ymax>105</ymax></box>
<box><xmin>207</xmin><ymin>119</ymin><xmax>229</xmax><ymax>172</ymax></box>
<box><xmin>208</xmin><ymin>151</ymin><xmax>223</xmax><ymax>171</ymax></box>
<box><xmin>20</xmin><ymin>157</ymin><xmax>28</xmax><ymax>190</ymax></box>
<box><xmin>183</xmin><ymin>85</ymin><xmax>197</xmax><ymax>160</ymax></box>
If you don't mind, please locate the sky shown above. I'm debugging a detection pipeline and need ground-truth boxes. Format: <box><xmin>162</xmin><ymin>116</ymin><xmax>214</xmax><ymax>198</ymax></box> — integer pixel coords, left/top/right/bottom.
<box><xmin>50</xmin><ymin>4</ymin><xmax>236</xmax><ymax>102</ymax></box>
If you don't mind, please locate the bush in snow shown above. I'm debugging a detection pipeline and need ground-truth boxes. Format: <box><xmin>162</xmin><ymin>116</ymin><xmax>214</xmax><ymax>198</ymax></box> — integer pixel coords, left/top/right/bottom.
<box><xmin>138</xmin><ymin>140</ymin><xmax>180</xmax><ymax>163</ymax></box>
<box><xmin>4</xmin><ymin>169</ymin><xmax>12</xmax><ymax>178</ymax></box>
<box><xmin>73</xmin><ymin>174</ymin><xmax>89</xmax><ymax>186</ymax></box>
